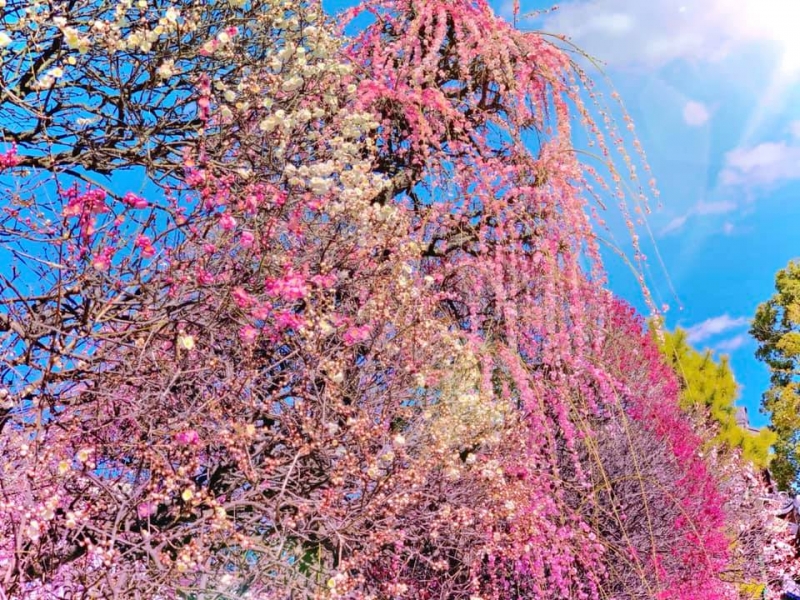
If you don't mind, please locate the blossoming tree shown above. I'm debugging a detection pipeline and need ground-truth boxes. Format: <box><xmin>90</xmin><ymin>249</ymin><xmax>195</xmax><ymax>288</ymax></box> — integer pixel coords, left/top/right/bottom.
<box><xmin>0</xmin><ymin>0</ymin><xmax>742</xmax><ymax>598</ymax></box>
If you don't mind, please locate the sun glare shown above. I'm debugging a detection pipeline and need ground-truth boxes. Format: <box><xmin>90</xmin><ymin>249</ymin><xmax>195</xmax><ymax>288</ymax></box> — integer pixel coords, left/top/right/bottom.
<box><xmin>748</xmin><ymin>1</ymin><xmax>800</xmax><ymax>74</ymax></box>
<box><xmin>775</xmin><ymin>27</ymin><xmax>800</xmax><ymax>74</ymax></box>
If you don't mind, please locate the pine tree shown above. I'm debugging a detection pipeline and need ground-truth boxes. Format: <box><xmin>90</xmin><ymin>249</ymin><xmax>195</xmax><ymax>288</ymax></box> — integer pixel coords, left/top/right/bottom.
<box><xmin>657</xmin><ymin>328</ymin><xmax>775</xmax><ymax>469</ymax></box>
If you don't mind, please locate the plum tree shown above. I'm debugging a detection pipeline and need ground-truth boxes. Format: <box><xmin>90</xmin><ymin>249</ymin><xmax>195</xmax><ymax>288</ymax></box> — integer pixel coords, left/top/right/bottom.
<box><xmin>0</xmin><ymin>0</ymin><xmax>737</xmax><ymax>598</ymax></box>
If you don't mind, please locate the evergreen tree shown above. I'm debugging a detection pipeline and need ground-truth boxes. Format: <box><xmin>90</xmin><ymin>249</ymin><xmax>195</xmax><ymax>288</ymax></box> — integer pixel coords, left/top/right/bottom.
<box><xmin>657</xmin><ymin>328</ymin><xmax>775</xmax><ymax>469</ymax></box>
<box><xmin>751</xmin><ymin>259</ymin><xmax>800</xmax><ymax>490</ymax></box>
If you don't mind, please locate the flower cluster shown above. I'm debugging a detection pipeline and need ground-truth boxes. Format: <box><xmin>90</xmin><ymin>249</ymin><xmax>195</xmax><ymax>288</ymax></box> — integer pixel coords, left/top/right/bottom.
<box><xmin>0</xmin><ymin>0</ymin><xmax>742</xmax><ymax>598</ymax></box>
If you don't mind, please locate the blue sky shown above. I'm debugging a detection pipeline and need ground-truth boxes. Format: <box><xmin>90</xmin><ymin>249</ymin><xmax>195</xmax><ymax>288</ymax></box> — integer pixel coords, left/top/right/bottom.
<box><xmin>519</xmin><ymin>0</ymin><xmax>800</xmax><ymax>427</ymax></box>
<box><xmin>323</xmin><ymin>0</ymin><xmax>800</xmax><ymax>427</ymax></box>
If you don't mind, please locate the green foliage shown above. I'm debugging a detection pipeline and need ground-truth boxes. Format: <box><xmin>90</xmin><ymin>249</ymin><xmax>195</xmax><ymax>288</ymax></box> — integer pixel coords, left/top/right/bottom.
<box><xmin>656</xmin><ymin>327</ymin><xmax>775</xmax><ymax>470</ymax></box>
<box><xmin>751</xmin><ymin>259</ymin><xmax>800</xmax><ymax>490</ymax></box>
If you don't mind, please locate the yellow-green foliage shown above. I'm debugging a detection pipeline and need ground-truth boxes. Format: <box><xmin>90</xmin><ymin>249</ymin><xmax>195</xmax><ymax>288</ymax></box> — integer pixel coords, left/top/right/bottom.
<box><xmin>737</xmin><ymin>582</ymin><xmax>766</xmax><ymax>599</ymax></box>
<box><xmin>752</xmin><ymin>259</ymin><xmax>800</xmax><ymax>490</ymax></box>
<box><xmin>656</xmin><ymin>328</ymin><xmax>776</xmax><ymax>469</ymax></box>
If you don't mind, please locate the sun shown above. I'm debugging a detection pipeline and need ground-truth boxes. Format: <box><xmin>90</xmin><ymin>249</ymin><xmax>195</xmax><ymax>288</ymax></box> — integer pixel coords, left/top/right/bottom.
<box><xmin>731</xmin><ymin>0</ymin><xmax>800</xmax><ymax>141</ymax></box>
<box><xmin>745</xmin><ymin>0</ymin><xmax>800</xmax><ymax>74</ymax></box>
<box><xmin>774</xmin><ymin>21</ymin><xmax>800</xmax><ymax>74</ymax></box>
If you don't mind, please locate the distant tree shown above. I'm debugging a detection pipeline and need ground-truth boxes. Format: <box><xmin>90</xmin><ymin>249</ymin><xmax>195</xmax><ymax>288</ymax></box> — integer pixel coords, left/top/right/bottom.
<box><xmin>657</xmin><ymin>328</ymin><xmax>776</xmax><ymax>469</ymax></box>
<box><xmin>751</xmin><ymin>259</ymin><xmax>800</xmax><ymax>490</ymax></box>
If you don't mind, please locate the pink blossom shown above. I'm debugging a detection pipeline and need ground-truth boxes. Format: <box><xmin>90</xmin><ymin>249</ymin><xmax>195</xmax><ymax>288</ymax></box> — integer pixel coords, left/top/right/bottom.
<box><xmin>196</xmin><ymin>269</ymin><xmax>215</xmax><ymax>285</ymax></box>
<box><xmin>137</xmin><ymin>502</ymin><xmax>157</xmax><ymax>519</ymax></box>
<box><xmin>240</xmin><ymin>231</ymin><xmax>255</xmax><ymax>247</ymax></box>
<box><xmin>197</xmin><ymin>96</ymin><xmax>211</xmax><ymax>120</ymax></box>
<box><xmin>123</xmin><ymin>192</ymin><xmax>148</xmax><ymax>209</ymax></box>
<box><xmin>343</xmin><ymin>324</ymin><xmax>371</xmax><ymax>346</ymax></box>
<box><xmin>219</xmin><ymin>212</ymin><xmax>237</xmax><ymax>231</ymax></box>
<box><xmin>244</xmin><ymin>193</ymin><xmax>262</xmax><ymax>212</ymax></box>
<box><xmin>252</xmin><ymin>303</ymin><xmax>270</xmax><ymax>320</ymax></box>
<box><xmin>232</xmin><ymin>286</ymin><xmax>253</xmax><ymax>308</ymax></box>
<box><xmin>240</xmin><ymin>325</ymin><xmax>259</xmax><ymax>344</ymax></box>
<box><xmin>0</xmin><ymin>144</ymin><xmax>20</xmax><ymax>170</ymax></box>
<box><xmin>265</xmin><ymin>268</ymin><xmax>308</xmax><ymax>302</ymax></box>
<box><xmin>92</xmin><ymin>247</ymin><xmax>114</xmax><ymax>271</ymax></box>
<box><xmin>274</xmin><ymin>310</ymin><xmax>304</xmax><ymax>330</ymax></box>
<box><xmin>134</xmin><ymin>234</ymin><xmax>155</xmax><ymax>258</ymax></box>
<box><xmin>175</xmin><ymin>429</ymin><xmax>200</xmax><ymax>445</ymax></box>
<box><xmin>311</xmin><ymin>272</ymin><xmax>337</xmax><ymax>289</ymax></box>
<box><xmin>63</xmin><ymin>188</ymin><xmax>108</xmax><ymax>217</ymax></box>
<box><xmin>0</xmin><ymin>2</ymin><xmax>740</xmax><ymax>596</ymax></box>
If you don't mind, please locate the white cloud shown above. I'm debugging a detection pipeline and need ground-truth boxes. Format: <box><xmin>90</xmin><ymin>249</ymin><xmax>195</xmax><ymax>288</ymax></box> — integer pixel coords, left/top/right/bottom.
<box><xmin>685</xmin><ymin>314</ymin><xmax>749</xmax><ymax>344</ymax></box>
<box><xmin>538</xmin><ymin>0</ymin><xmax>800</xmax><ymax>70</ymax></box>
<box><xmin>713</xmin><ymin>333</ymin><xmax>749</xmax><ymax>353</ymax></box>
<box><xmin>720</xmin><ymin>141</ymin><xmax>800</xmax><ymax>186</ymax></box>
<box><xmin>694</xmin><ymin>200</ymin><xmax>736</xmax><ymax>215</ymax></box>
<box><xmin>790</xmin><ymin>120</ymin><xmax>800</xmax><ymax>139</ymax></box>
<box><xmin>723</xmin><ymin>221</ymin><xmax>735</xmax><ymax>234</ymax></box>
<box><xmin>683</xmin><ymin>101</ymin><xmax>711</xmax><ymax>127</ymax></box>
<box><xmin>660</xmin><ymin>214</ymin><xmax>688</xmax><ymax>235</ymax></box>
<box><xmin>659</xmin><ymin>200</ymin><xmax>736</xmax><ymax>235</ymax></box>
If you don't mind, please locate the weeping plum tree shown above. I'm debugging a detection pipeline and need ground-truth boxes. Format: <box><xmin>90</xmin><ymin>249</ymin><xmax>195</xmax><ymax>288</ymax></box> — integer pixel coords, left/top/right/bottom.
<box><xmin>0</xmin><ymin>0</ymin><xmax>738</xmax><ymax>598</ymax></box>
